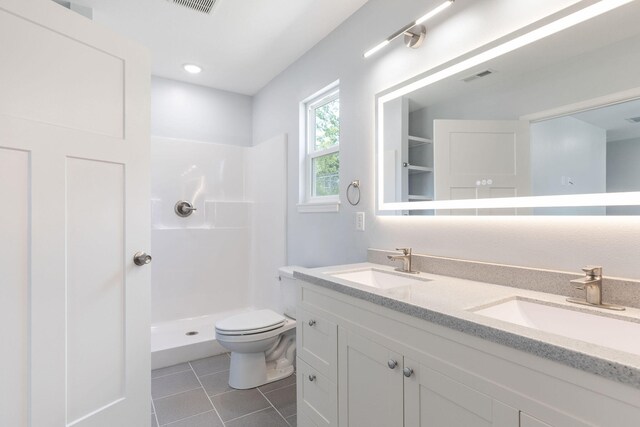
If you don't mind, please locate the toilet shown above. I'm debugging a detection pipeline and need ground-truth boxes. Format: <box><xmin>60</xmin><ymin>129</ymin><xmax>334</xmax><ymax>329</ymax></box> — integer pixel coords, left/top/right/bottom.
<box><xmin>215</xmin><ymin>266</ymin><xmax>298</xmax><ymax>389</ymax></box>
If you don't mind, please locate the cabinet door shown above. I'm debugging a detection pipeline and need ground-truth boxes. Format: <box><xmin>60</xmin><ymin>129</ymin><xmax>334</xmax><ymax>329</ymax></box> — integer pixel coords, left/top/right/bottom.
<box><xmin>338</xmin><ymin>329</ymin><xmax>404</xmax><ymax>427</ymax></box>
<box><xmin>404</xmin><ymin>359</ymin><xmax>519</xmax><ymax>427</ymax></box>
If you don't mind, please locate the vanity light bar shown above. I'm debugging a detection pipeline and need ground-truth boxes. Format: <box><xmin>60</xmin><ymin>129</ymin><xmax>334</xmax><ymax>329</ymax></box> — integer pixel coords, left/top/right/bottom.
<box><xmin>363</xmin><ymin>0</ymin><xmax>454</xmax><ymax>58</ymax></box>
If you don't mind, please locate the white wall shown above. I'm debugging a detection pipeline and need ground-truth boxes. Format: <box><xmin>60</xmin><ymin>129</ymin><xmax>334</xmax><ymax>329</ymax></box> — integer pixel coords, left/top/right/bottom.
<box><xmin>252</xmin><ymin>0</ymin><xmax>640</xmax><ymax>279</ymax></box>
<box><xmin>246</xmin><ymin>135</ymin><xmax>288</xmax><ymax>312</ymax></box>
<box><xmin>530</xmin><ymin>116</ymin><xmax>606</xmax><ymax>215</ymax></box>
<box><xmin>152</xmin><ymin>76</ymin><xmax>252</xmax><ymax>146</ymax></box>
<box><xmin>607</xmin><ymin>138</ymin><xmax>640</xmax><ymax>215</ymax></box>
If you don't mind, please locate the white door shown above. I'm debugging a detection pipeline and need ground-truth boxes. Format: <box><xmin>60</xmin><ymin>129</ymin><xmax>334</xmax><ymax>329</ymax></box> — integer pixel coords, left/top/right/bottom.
<box><xmin>433</xmin><ymin>120</ymin><xmax>530</xmax><ymax>215</ymax></box>
<box><xmin>0</xmin><ymin>1</ymin><xmax>150</xmax><ymax>426</ymax></box>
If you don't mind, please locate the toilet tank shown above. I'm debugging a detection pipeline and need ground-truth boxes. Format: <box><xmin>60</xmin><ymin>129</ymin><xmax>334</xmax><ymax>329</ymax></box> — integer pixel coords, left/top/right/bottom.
<box><xmin>278</xmin><ymin>266</ymin><xmax>300</xmax><ymax>320</ymax></box>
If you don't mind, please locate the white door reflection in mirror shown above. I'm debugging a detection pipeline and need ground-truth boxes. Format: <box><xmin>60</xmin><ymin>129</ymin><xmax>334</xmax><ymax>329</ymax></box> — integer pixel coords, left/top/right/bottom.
<box><xmin>434</xmin><ymin>120</ymin><xmax>530</xmax><ymax>216</ymax></box>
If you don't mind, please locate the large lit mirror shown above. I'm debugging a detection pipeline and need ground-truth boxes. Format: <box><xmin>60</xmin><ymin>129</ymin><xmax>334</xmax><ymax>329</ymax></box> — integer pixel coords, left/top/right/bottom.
<box><xmin>377</xmin><ymin>1</ymin><xmax>640</xmax><ymax>215</ymax></box>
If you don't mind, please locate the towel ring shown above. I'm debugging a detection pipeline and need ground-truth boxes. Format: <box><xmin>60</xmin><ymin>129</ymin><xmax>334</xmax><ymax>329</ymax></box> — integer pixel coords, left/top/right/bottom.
<box><xmin>346</xmin><ymin>180</ymin><xmax>361</xmax><ymax>206</ymax></box>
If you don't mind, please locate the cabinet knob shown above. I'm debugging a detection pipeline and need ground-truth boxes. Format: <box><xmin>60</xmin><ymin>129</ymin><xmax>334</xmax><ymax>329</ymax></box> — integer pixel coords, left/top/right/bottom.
<box><xmin>308</xmin><ymin>374</ymin><xmax>316</xmax><ymax>382</ymax></box>
<box><xmin>387</xmin><ymin>359</ymin><xmax>398</xmax><ymax>369</ymax></box>
<box><xmin>308</xmin><ymin>319</ymin><xmax>316</xmax><ymax>327</ymax></box>
<box><xmin>403</xmin><ymin>367</ymin><xmax>414</xmax><ymax>378</ymax></box>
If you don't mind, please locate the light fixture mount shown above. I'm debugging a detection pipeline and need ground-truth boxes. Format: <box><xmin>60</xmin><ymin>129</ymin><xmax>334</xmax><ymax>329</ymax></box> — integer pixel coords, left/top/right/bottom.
<box><xmin>404</xmin><ymin>25</ymin><xmax>426</xmax><ymax>49</ymax></box>
<box><xmin>363</xmin><ymin>0</ymin><xmax>454</xmax><ymax>58</ymax></box>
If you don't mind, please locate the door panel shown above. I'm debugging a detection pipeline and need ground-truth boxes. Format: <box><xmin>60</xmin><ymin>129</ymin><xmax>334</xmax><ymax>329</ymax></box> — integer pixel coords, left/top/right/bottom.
<box><xmin>434</xmin><ymin>120</ymin><xmax>530</xmax><ymax>214</ymax></box>
<box><xmin>338</xmin><ymin>329</ymin><xmax>403</xmax><ymax>427</ymax></box>
<box><xmin>0</xmin><ymin>147</ymin><xmax>30</xmax><ymax>427</ymax></box>
<box><xmin>0</xmin><ymin>9</ymin><xmax>124</xmax><ymax>137</ymax></box>
<box><xmin>66</xmin><ymin>158</ymin><xmax>126</xmax><ymax>423</ymax></box>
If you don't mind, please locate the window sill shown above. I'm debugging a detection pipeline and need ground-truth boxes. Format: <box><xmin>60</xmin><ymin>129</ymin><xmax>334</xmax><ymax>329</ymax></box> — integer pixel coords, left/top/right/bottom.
<box><xmin>297</xmin><ymin>201</ymin><xmax>340</xmax><ymax>213</ymax></box>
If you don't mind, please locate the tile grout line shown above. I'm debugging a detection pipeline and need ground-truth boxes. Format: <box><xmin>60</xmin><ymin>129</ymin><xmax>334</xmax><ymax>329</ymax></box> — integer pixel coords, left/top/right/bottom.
<box><xmin>151</xmin><ymin>398</ymin><xmax>160</xmax><ymax>427</ymax></box>
<box><xmin>162</xmin><ymin>410</ymin><xmax>217</xmax><ymax>426</ymax></box>
<box><xmin>258</xmin><ymin>378</ymin><xmax>296</xmax><ymax>395</ymax></box>
<box><xmin>223</xmin><ymin>407</ymin><xmax>277</xmax><ymax>424</ymax></box>
<box><xmin>188</xmin><ymin>361</ymin><xmax>227</xmax><ymax>427</ymax></box>
<box><xmin>151</xmin><ymin>368</ymin><xmax>193</xmax><ymax>380</ymax></box>
<box><xmin>257</xmin><ymin>387</ymin><xmax>292</xmax><ymax>427</ymax></box>
<box><xmin>152</xmin><ymin>385</ymin><xmax>204</xmax><ymax>401</ymax></box>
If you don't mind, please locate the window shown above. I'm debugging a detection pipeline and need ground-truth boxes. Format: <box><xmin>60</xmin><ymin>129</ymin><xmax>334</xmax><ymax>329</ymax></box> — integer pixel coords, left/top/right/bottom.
<box><xmin>300</xmin><ymin>82</ymin><xmax>340</xmax><ymax>211</ymax></box>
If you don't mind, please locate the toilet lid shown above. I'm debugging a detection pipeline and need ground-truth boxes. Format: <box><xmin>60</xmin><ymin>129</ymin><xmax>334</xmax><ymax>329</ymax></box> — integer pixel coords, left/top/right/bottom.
<box><xmin>215</xmin><ymin>309</ymin><xmax>286</xmax><ymax>334</ymax></box>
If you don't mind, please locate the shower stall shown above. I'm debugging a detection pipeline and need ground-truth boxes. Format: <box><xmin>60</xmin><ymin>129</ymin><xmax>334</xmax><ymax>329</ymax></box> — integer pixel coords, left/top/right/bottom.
<box><xmin>150</xmin><ymin>135</ymin><xmax>287</xmax><ymax>368</ymax></box>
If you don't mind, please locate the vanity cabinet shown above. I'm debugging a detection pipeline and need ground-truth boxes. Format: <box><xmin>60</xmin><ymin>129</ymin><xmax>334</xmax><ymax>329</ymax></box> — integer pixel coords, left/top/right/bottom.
<box><xmin>338</xmin><ymin>325</ymin><xmax>519</xmax><ymax>427</ymax></box>
<box><xmin>296</xmin><ymin>279</ymin><xmax>640</xmax><ymax>427</ymax></box>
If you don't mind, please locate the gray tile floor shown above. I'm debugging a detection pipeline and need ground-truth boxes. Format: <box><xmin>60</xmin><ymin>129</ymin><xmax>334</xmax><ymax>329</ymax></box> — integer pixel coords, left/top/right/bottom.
<box><xmin>151</xmin><ymin>354</ymin><xmax>296</xmax><ymax>427</ymax></box>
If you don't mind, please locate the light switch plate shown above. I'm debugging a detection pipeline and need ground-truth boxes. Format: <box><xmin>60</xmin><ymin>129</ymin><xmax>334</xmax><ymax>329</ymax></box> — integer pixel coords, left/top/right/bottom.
<box><xmin>356</xmin><ymin>212</ymin><xmax>365</xmax><ymax>231</ymax></box>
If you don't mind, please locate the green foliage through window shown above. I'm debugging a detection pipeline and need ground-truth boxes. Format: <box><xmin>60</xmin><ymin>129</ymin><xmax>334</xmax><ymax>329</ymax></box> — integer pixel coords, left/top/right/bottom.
<box><xmin>314</xmin><ymin>99</ymin><xmax>339</xmax><ymax>150</ymax></box>
<box><xmin>313</xmin><ymin>153</ymin><xmax>339</xmax><ymax>197</ymax></box>
<box><xmin>311</xmin><ymin>97</ymin><xmax>340</xmax><ymax>197</ymax></box>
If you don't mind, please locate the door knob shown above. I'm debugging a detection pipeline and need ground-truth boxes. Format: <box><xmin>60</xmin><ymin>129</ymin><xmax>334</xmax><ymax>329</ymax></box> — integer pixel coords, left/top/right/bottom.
<box><xmin>308</xmin><ymin>374</ymin><xmax>316</xmax><ymax>382</ymax></box>
<box><xmin>133</xmin><ymin>251</ymin><xmax>152</xmax><ymax>266</ymax></box>
<box><xmin>388</xmin><ymin>359</ymin><xmax>398</xmax><ymax>369</ymax></box>
<box><xmin>403</xmin><ymin>367</ymin><xmax>414</xmax><ymax>378</ymax></box>
<box><xmin>308</xmin><ymin>319</ymin><xmax>316</xmax><ymax>326</ymax></box>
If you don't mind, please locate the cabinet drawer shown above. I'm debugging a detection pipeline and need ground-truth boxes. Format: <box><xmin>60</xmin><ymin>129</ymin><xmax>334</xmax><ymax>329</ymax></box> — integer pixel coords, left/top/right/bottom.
<box><xmin>297</xmin><ymin>358</ymin><xmax>337</xmax><ymax>427</ymax></box>
<box><xmin>297</xmin><ymin>308</ymin><xmax>337</xmax><ymax>382</ymax></box>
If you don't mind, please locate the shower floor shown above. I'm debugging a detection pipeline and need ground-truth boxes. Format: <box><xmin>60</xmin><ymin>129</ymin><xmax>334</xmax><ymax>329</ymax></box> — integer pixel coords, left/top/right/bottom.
<box><xmin>151</xmin><ymin>308</ymin><xmax>252</xmax><ymax>369</ymax></box>
<box><xmin>151</xmin><ymin>354</ymin><xmax>297</xmax><ymax>426</ymax></box>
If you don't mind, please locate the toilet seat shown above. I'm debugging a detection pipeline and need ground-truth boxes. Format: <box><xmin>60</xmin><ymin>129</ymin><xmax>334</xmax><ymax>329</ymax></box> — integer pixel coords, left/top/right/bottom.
<box><xmin>215</xmin><ymin>318</ymin><xmax>295</xmax><ymax>343</ymax></box>
<box><xmin>215</xmin><ymin>309</ymin><xmax>286</xmax><ymax>336</ymax></box>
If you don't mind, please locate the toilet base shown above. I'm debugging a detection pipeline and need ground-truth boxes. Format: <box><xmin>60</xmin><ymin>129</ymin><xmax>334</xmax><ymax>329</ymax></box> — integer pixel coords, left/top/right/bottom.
<box><xmin>228</xmin><ymin>352</ymin><xmax>295</xmax><ymax>389</ymax></box>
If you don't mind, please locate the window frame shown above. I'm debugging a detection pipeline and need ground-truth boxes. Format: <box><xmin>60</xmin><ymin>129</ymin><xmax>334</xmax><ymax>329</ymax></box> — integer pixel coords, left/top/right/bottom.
<box><xmin>299</xmin><ymin>82</ymin><xmax>341</xmax><ymax>211</ymax></box>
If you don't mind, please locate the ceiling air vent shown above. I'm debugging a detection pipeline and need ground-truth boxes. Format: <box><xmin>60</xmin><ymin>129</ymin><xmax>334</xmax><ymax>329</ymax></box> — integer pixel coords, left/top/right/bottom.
<box><xmin>625</xmin><ymin>116</ymin><xmax>640</xmax><ymax>124</ymax></box>
<box><xmin>168</xmin><ymin>0</ymin><xmax>217</xmax><ymax>14</ymax></box>
<box><xmin>462</xmin><ymin>69</ymin><xmax>496</xmax><ymax>83</ymax></box>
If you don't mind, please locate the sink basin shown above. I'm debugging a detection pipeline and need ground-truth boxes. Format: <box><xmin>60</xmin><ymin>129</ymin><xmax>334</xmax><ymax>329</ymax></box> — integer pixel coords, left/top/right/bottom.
<box><xmin>474</xmin><ymin>298</ymin><xmax>640</xmax><ymax>356</ymax></box>
<box><xmin>329</xmin><ymin>268</ymin><xmax>429</xmax><ymax>290</ymax></box>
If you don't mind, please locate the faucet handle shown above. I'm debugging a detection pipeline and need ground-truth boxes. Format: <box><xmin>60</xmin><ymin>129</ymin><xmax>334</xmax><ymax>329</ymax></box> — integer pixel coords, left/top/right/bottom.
<box><xmin>581</xmin><ymin>266</ymin><xmax>602</xmax><ymax>278</ymax></box>
<box><xmin>395</xmin><ymin>248</ymin><xmax>411</xmax><ymax>256</ymax></box>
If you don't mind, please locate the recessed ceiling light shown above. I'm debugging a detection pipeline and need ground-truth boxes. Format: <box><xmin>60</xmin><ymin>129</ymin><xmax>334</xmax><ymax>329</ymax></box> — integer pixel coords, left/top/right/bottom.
<box><xmin>183</xmin><ymin>64</ymin><xmax>202</xmax><ymax>74</ymax></box>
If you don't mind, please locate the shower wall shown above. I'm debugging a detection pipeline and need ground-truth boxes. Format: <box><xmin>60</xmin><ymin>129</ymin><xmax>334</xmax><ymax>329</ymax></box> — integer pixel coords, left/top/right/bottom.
<box><xmin>151</xmin><ymin>136</ymin><xmax>251</xmax><ymax>323</ymax></box>
<box><xmin>149</xmin><ymin>77</ymin><xmax>287</xmax><ymax>328</ymax></box>
<box><xmin>151</xmin><ymin>135</ymin><xmax>288</xmax><ymax>325</ymax></box>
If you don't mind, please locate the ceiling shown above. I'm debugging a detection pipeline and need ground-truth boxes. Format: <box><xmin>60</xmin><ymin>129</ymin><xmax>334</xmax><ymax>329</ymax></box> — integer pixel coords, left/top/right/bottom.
<box><xmin>68</xmin><ymin>0</ymin><xmax>369</xmax><ymax>95</ymax></box>
<box><xmin>572</xmin><ymin>99</ymin><xmax>640</xmax><ymax>142</ymax></box>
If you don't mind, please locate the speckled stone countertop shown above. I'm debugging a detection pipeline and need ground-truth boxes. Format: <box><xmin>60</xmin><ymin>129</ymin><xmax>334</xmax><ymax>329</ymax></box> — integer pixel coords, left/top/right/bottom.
<box><xmin>294</xmin><ymin>263</ymin><xmax>640</xmax><ymax>389</ymax></box>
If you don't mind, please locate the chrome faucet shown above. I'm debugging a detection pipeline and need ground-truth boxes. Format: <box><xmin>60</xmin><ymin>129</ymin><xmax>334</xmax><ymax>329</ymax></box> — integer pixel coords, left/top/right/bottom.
<box><xmin>566</xmin><ymin>266</ymin><xmax>625</xmax><ymax>311</ymax></box>
<box><xmin>387</xmin><ymin>248</ymin><xmax>419</xmax><ymax>274</ymax></box>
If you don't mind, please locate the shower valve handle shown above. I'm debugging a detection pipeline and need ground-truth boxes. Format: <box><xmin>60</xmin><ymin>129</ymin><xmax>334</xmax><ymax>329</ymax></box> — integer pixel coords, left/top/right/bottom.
<box><xmin>175</xmin><ymin>200</ymin><xmax>197</xmax><ymax>217</ymax></box>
